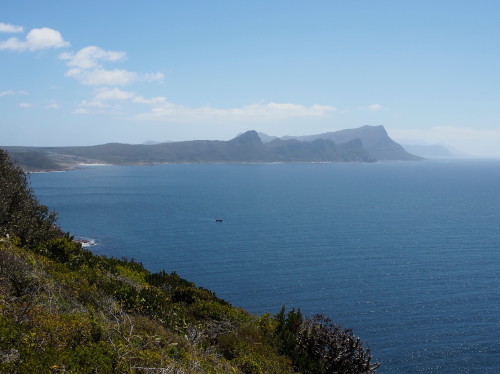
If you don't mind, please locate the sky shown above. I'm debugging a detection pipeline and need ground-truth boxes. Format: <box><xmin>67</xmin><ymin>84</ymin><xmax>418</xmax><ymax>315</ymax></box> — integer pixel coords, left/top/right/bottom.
<box><xmin>2</xmin><ymin>0</ymin><xmax>500</xmax><ymax>156</ymax></box>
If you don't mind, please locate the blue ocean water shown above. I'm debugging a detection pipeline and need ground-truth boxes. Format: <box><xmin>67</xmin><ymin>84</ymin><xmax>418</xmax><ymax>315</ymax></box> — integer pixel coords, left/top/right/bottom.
<box><xmin>30</xmin><ymin>160</ymin><xmax>500</xmax><ymax>373</ymax></box>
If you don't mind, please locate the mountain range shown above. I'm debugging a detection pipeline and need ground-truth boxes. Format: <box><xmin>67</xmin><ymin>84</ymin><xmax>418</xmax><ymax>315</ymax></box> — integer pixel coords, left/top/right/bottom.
<box><xmin>275</xmin><ymin>125</ymin><xmax>420</xmax><ymax>161</ymax></box>
<box><xmin>2</xmin><ymin>125</ymin><xmax>420</xmax><ymax>171</ymax></box>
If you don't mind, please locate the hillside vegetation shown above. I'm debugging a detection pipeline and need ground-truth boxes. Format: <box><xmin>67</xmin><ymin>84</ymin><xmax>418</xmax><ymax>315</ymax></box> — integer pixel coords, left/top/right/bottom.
<box><xmin>0</xmin><ymin>149</ymin><xmax>380</xmax><ymax>374</ymax></box>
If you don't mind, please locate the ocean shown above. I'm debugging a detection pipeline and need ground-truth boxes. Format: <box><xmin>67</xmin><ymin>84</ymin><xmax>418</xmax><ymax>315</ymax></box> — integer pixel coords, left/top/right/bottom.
<box><xmin>30</xmin><ymin>159</ymin><xmax>500</xmax><ymax>373</ymax></box>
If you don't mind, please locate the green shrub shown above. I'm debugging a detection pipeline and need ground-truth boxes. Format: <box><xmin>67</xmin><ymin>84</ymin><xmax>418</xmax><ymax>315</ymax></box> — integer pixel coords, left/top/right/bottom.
<box><xmin>0</xmin><ymin>150</ymin><xmax>61</xmax><ymax>248</ymax></box>
<box><xmin>35</xmin><ymin>237</ymin><xmax>94</xmax><ymax>268</ymax></box>
<box><xmin>274</xmin><ymin>307</ymin><xmax>380</xmax><ymax>374</ymax></box>
<box><xmin>145</xmin><ymin>270</ymin><xmax>195</xmax><ymax>294</ymax></box>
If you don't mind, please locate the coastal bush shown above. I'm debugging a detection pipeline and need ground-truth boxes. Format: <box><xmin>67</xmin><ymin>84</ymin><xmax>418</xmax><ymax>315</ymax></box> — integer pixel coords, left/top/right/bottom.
<box><xmin>102</xmin><ymin>276</ymin><xmax>140</xmax><ymax>310</ymax></box>
<box><xmin>116</xmin><ymin>264</ymin><xmax>148</xmax><ymax>286</ymax></box>
<box><xmin>215</xmin><ymin>320</ymin><xmax>294</xmax><ymax>374</ymax></box>
<box><xmin>190</xmin><ymin>300</ymin><xmax>250</xmax><ymax>324</ymax></box>
<box><xmin>35</xmin><ymin>237</ymin><xmax>95</xmax><ymax>269</ymax></box>
<box><xmin>145</xmin><ymin>270</ymin><xmax>196</xmax><ymax>294</ymax></box>
<box><xmin>0</xmin><ymin>149</ymin><xmax>61</xmax><ymax>248</ymax></box>
<box><xmin>274</xmin><ymin>307</ymin><xmax>380</xmax><ymax>374</ymax></box>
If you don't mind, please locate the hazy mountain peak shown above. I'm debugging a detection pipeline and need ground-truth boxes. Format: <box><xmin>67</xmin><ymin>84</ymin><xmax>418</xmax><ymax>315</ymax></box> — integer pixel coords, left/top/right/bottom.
<box><xmin>282</xmin><ymin>125</ymin><xmax>420</xmax><ymax>161</ymax></box>
<box><xmin>257</xmin><ymin>132</ymin><xmax>278</xmax><ymax>143</ymax></box>
<box><xmin>230</xmin><ymin>130</ymin><xmax>263</xmax><ymax>145</ymax></box>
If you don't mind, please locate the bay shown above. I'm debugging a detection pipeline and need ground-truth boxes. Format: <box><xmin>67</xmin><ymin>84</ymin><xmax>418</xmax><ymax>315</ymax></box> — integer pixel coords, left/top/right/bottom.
<box><xmin>30</xmin><ymin>159</ymin><xmax>500</xmax><ymax>373</ymax></box>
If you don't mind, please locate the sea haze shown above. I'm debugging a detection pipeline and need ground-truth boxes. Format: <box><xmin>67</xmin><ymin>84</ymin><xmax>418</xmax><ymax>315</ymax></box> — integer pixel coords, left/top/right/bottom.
<box><xmin>30</xmin><ymin>160</ymin><xmax>500</xmax><ymax>373</ymax></box>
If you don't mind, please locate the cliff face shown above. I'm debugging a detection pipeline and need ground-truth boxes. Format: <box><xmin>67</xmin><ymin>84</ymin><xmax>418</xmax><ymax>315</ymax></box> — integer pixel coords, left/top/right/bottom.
<box><xmin>266</xmin><ymin>137</ymin><xmax>376</xmax><ymax>162</ymax></box>
<box><xmin>283</xmin><ymin>125</ymin><xmax>422</xmax><ymax>161</ymax></box>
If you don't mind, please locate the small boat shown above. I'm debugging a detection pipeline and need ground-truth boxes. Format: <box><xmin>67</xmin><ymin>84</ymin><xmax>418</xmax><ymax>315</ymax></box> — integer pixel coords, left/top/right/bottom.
<box><xmin>215</xmin><ymin>219</ymin><xmax>223</xmax><ymax>223</ymax></box>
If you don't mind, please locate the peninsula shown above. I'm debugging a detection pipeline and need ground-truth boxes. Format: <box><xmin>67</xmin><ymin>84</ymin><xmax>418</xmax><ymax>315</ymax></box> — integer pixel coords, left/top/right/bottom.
<box><xmin>2</xmin><ymin>125</ymin><xmax>420</xmax><ymax>172</ymax></box>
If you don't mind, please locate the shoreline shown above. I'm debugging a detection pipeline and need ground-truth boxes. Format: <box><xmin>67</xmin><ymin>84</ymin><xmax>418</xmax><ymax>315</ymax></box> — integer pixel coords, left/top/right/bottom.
<box><xmin>28</xmin><ymin>157</ymin><xmax>498</xmax><ymax>173</ymax></box>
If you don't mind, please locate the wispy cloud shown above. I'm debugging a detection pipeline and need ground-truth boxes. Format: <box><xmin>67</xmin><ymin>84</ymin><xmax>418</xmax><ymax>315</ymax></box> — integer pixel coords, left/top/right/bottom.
<box><xmin>79</xmin><ymin>100</ymin><xmax>106</xmax><ymax>108</ymax></box>
<box><xmin>367</xmin><ymin>104</ymin><xmax>383</xmax><ymax>112</ymax></box>
<box><xmin>0</xmin><ymin>89</ymin><xmax>28</xmax><ymax>97</ymax></box>
<box><xmin>0</xmin><ymin>22</ymin><xmax>24</xmax><ymax>33</ymax></box>
<box><xmin>45</xmin><ymin>101</ymin><xmax>59</xmax><ymax>109</ymax></box>
<box><xmin>135</xmin><ymin>101</ymin><xmax>337</xmax><ymax>123</ymax></box>
<box><xmin>143</xmin><ymin>72</ymin><xmax>165</xmax><ymax>82</ymax></box>
<box><xmin>65</xmin><ymin>68</ymin><xmax>139</xmax><ymax>86</ymax></box>
<box><xmin>131</xmin><ymin>96</ymin><xmax>167</xmax><ymax>105</ymax></box>
<box><xmin>77</xmin><ymin>88</ymin><xmax>163</xmax><ymax>111</ymax></box>
<box><xmin>74</xmin><ymin>87</ymin><xmax>336</xmax><ymax>123</ymax></box>
<box><xmin>78</xmin><ymin>88</ymin><xmax>136</xmax><ymax>108</ymax></box>
<box><xmin>93</xmin><ymin>87</ymin><xmax>135</xmax><ymax>101</ymax></box>
<box><xmin>0</xmin><ymin>27</ymin><xmax>69</xmax><ymax>51</ymax></box>
<box><xmin>18</xmin><ymin>102</ymin><xmax>32</xmax><ymax>108</ymax></box>
<box><xmin>59</xmin><ymin>46</ymin><xmax>126</xmax><ymax>69</ymax></box>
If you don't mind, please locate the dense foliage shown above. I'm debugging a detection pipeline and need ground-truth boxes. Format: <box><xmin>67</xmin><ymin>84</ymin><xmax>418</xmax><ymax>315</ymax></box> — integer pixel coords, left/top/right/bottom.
<box><xmin>0</xmin><ymin>149</ymin><xmax>380</xmax><ymax>373</ymax></box>
<box><xmin>0</xmin><ymin>150</ymin><xmax>61</xmax><ymax>248</ymax></box>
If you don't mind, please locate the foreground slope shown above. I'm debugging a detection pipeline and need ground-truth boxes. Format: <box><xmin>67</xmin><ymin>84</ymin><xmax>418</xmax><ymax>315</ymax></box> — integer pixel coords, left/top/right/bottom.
<box><xmin>0</xmin><ymin>150</ymin><xmax>380</xmax><ymax>373</ymax></box>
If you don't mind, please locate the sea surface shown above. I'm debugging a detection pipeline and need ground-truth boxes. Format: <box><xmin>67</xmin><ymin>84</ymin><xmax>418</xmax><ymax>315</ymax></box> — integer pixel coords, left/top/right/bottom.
<box><xmin>30</xmin><ymin>160</ymin><xmax>500</xmax><ymax>373</ymax></box>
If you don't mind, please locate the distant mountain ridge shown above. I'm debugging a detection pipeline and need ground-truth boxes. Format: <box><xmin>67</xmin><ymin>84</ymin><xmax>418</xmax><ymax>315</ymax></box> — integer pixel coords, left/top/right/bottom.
<box><xmin>280</xmin><ymin>125</ymin><xmax>420</xmax><ymax>161</ymax></box>
<box><xmin>2</xmin><ymin>125</ymin><xmax>420</xmax><ymax>171</ymax></box>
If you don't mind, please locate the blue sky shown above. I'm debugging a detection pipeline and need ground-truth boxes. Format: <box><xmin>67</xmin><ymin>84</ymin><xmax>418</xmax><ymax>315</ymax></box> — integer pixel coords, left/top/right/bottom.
<box><xmin>2</xmin><ymin>1</ymin><xmax>500</xmax><ymax>156</ymax></box>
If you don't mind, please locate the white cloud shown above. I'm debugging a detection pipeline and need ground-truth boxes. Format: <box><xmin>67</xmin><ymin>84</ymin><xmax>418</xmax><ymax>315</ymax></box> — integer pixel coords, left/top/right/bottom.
<box><xmin>59</xmin><ymin>46</ymin><xmax>126</xmax><ymax>69</ymax></box>
<box><xmin>0</xmin><ymin>22</ymin><xmax>23</xmax><ymax>33</ymax></box>
<box><xmin>0</xmin><ymin>90</ymin><xmax>27</xmax><ymax>97</ymax></box>
<box><xmin>368</xmin><ymin>104</ymin><xmax>383</xmax><ymax>112</ymax></box>
<box><xmin>0</xmin><ymin>27</ymin><xmax>69</xmax><ymax>51</ymax></box>
<box><xmin>65</xmin><ymin>68</ymin><xmax>138</xmax><ymax>86</ymax></box>
<box><xmin>132</xmin><ymin>96</ymin><xmax>167</xmax><ymax>105</ymax></box>
<box><xmin>0</xmin><ymin>90</ymin><xmax>16</xmax><ymax>97</ymax></box>
<box><xmin>77</xmin><ymin>88</ymin><xmax>136</xmax><ymax>110</ymax></box>
<box><xmin>25</xmin><ymin>28</ymin><xmax>69</xmax><ymax>50</ymax></box>
<box><xmin>135</xmin><ymin>101</ymin><xmax>337</xmax><ymax>123</ymax></box>
<box><xmin>73</xmin><ymin>108</ymin><xmax>88</xmax><ymax>114</ymax></box>
<box><xmin>60</xmin><ymin>46</ymin><xmax>164</xmax><ymax>86</ymax></box>
<box><xmin>18</xmin><ymin>102</ymin><xmax>32</xmax><ymax>108</ymax></box>
<box><xmin>389</xmin><ymin>126</ymin><xmax>500</xmax><ymax>157</ymax></box>
<box><xmin>74</xmin><ymin>88</ymin><xmax>336</xmax><ymax>123</ymax></box>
